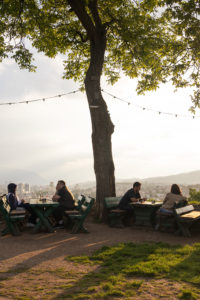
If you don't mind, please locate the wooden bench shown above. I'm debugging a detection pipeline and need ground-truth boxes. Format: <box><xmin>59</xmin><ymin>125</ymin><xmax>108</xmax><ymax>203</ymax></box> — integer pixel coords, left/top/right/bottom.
<box><xmin>104</xmin><ymin>197</ymin><xmax>125</xmax><ymax>227</ymax></box>
<box><xmin>64</xmin><ymin>195</ymin><xmax>95</xmax><ymax>234</ymax></box>
<box><xmin>157</xmin><ymin>200</ymin><xmax>188</xmax><ymax>233</ymax></box>
<box><xmin>0</xmin><ymin>195</ymin><xmax>26</xmax><ymax>236</ymax></box>
<box><xmin>174</xmin><ymin>205</ymin><xmax>200</xmax><ymax>237</ymax></box>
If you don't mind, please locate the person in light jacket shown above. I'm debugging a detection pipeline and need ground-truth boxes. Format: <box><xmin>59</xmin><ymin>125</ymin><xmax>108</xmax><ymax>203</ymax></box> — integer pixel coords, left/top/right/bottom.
<box><xmin>160</xmin><ymin>184</ymin><xmax>187</xmax><ymax>214</ymax></box>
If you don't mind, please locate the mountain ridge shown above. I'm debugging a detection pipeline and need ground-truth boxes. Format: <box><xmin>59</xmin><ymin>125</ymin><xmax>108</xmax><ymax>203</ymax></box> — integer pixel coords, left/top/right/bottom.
<box><xmin>1</xmin><ymin>169</ymin><xmax>200</xmax><ymax>186</ymax></box>
<box><xmin>141</xmin><ymin>170</ymin><xmax>200</xmax><ymax>185</ymax></box>
<box><xmin>0</xmin><ymin>170</ymin><xmax>47</xmax><ymax>185</ymax></box>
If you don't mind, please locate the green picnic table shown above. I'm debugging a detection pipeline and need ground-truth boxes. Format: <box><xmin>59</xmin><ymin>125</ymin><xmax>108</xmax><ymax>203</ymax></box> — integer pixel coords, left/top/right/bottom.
<box><xmin>131</xmin><ymin>201</ymin><xmax>162</xmax><ymax>226</ymax></box>
<box><xmin>29</xmin><ymin>201</ymin><xmax>59</xmax><ymax>233</ymax></box>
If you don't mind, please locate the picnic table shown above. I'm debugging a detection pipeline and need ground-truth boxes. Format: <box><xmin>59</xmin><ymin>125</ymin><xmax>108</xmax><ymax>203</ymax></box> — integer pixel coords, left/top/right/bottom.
<box><xmin>29</xmin><ymin>199</ymin><xmax>59</xmax><ymax>233</ymax></box>
<box><xmin>131</xmin><ymin>201</ymin><xmax>162</xmax><ymax>226</ymax></box>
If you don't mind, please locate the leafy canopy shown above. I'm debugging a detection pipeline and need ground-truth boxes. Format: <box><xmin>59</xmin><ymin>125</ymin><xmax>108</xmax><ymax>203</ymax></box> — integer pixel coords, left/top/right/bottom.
<box><xmin>0</xmin><ymin>0</ymin><xmax>200</xmax><ymax>107</ymax></box>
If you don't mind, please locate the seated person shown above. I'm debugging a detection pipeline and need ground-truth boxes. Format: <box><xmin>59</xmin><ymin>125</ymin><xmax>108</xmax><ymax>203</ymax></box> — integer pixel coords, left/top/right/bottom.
<box><xmin>159</xmin><ymin>184</ymin><xmax>187</xmax><ymax>215</ymax></box>
<box><xmin>52</xmin><ymin>180</ymin><xmax>75</xmax><ymax>228</ymax></box>
<box><xmin>7</xmin><ymin>183</ymin><xmax>37</xmax><ymax>225</ymax></box>
<box><xmin>119</xmin><ymin>182</ymin><xmax>146</xmax><ymax>225</ymax></box>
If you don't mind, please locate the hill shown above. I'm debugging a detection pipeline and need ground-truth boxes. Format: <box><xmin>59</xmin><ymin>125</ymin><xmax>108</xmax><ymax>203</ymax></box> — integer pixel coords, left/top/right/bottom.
<box><xmin>142</xmin><ymin>170</ymin><xmax>200</xmax><ymax>185</ymax></box>
<box><xmin>0</xmin><ymin>169</ymin><xmax>47</xmax><ymax>185</ymax></box>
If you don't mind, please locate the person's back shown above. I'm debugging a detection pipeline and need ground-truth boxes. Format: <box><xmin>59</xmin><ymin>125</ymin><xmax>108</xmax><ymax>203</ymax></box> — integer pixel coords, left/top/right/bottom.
<box><xmin>7</xmin><ymin>192</ymin><xmax>18</xmax><ymax>210</ymax></box>
<box><xmin>162</xmin><ymin>192</ymin><xmax>186</xmax><ymax>211</ymax></box>
<box><xmin>57</xmin><ymin>185</ymin><xmax>75</xmax><ymax>209</ymax></box>
<box><xmin>155</xmin><ymin>183</ymin><xmax>187</xmax><ymax>230</ymax></box>
<box><xmin>160</xmin><ymin>184</ymin><xmax>187</xmax><ymax>213</ymax></box>
<box><xmin>7</xmin><ymin>183</ymin><xmax>19</xmax><ymax>210</ymax></box>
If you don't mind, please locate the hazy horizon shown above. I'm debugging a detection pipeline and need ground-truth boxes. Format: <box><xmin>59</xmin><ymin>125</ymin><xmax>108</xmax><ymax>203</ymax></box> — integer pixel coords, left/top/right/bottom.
<box><xmin>1</xmin><ymin>47</ymin><xmax>200</xmax><ymax>185</ymax></box>
<box><xmin>1</xmin><ymin>168</ymin><xmax>200</xmax><ymax>186</ymax></box>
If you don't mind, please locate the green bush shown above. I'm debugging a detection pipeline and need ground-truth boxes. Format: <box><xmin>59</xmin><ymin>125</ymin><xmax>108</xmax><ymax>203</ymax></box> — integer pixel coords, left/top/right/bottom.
<box><xmin>188</xmin><ymin>189</ymin><xmax>200</xmax><ymax>203</ymax></box>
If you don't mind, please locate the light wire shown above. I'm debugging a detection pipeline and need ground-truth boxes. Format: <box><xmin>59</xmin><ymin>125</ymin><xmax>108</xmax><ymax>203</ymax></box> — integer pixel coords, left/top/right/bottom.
<box><xmin>101</xmin><ymin>89</ymin><xmax>199</xmax><ymax>119</ymax></box>
<box><xmin>0</xmin><ymin>90</ymin><xmax>80</xmax><ymax>106</ymax></box>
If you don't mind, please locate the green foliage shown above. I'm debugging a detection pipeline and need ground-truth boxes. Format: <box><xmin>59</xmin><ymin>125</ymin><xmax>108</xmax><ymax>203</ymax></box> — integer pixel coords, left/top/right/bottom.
<box><xmin>188</xmin><ymin>189</ymin><xmax>200</xmax><ymax>203</ymax></box>
<box><xmin>0</xmin><ymin>0</ymin><xmax>199</xmax><ymax>105</ymax></box>
<box><xmin>163</xmin><ymin>0</ymin><xmax>200</xmax><ymax>109</ymax></box>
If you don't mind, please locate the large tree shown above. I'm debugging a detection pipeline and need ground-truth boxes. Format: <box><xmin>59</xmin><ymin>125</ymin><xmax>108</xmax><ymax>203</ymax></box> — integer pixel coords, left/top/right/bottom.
<box><xmin>0</xmin><ymin>0</ymin><xmax>199</xmax><ymax>219</ymax></box>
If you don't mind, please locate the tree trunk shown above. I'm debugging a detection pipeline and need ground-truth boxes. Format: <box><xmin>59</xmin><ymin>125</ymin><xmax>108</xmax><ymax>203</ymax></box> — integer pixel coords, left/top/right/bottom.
<box><xmin>85</xmin><ymin>31</ymin><xmax>116</xmax><ymax>220</ymax></box>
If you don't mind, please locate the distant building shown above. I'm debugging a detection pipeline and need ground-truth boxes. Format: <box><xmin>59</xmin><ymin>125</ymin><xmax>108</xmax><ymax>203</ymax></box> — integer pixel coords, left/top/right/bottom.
<box><xmin>18</xmin><ymin>183</ymin><xmax>24</xmax><ymax>193</ymax></box>
<box><xmin>24</xmin><ymin>183</ymin><xmax>30</xmax><ymax>193</ymax></box>
<box><xmin>49</xmin><ymin>182</ymin><xmax>54</xmax><ymax>190</ymax></box>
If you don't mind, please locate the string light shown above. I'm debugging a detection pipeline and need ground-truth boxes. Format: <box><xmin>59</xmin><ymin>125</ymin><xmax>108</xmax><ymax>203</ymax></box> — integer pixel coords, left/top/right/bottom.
<box><xmin>0</xmin><ymin>90</ymin><xmax>80</xmax><ymax>106</ymax></box>
<box><xmin>0</xmin><ymin>87</ymin><xmax>199</xmax><ymax>119</ymax></box>
<box><xmin>101</xmin><ymin>89</ymin><xmax>200</xmax><ymax>119</ymax></box>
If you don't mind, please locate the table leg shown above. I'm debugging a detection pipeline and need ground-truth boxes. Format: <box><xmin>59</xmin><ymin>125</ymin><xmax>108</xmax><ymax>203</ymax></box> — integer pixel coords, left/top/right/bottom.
<box><xmin>134</xmin><ymin>207</ymin><xmax>158</xmax><ymax>226</ymax></box>
<box><xmin>32</xmin><ymin>207</ymin><xmax>55</xmax><ymax>233</ymax></box>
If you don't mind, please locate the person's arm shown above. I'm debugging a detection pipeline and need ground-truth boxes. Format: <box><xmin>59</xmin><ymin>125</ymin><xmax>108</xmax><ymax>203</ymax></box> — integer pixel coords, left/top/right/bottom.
<box><xmin>131</xmin><ymin>192</ymin><xmax>143</xmax><ymax>202</ymax></box>
<box><xmin>177</xmin><ymin>195</ymin><xmax>188</xmax><ymax>205</ymax></box>
<box><xmin>130</xmin><ymin>197</ymin><xmax>139</xmax><ymax>202</ymax></box>
<box><xmin>141</xmin><ymin>197</ymin><xmax>147</xmax><ymax>201</ymax></box>
<box><xmin>138</xmin><ymin>192</ymin><xmax>146</xmax><ymax>202</ymax></box>
<box><xmin>52</xmin><ymin>194</ymin><xmax>61</xmax><ymax>201</ymax></box>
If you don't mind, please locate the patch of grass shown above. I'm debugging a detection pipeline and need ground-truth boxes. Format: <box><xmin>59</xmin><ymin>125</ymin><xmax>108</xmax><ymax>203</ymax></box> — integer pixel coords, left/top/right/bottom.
<box><xmin>178</xmin><ymin>289</ymin><xmax>198</xmax><ymax>299</ymax></box>
<box><xmin>87</xmin><ymin>286</ymin><xmax>97</xmax><ymax>293</ymax></box>
<box><xmin>125</xmin><ymin>279</ymin><xmax>143</xmax><ymax>289</ymax></box>
<box><xmin>62</xmin><ymin>242</ymin><xmax>200</xmax><ymax>299</ymax></box>
<box><xmin>102</xmin><ymin>282</ymin><xmax>114</xmax><ymax>291</ymax></box>
<box><xmin>67</xmin><ymin>255</ymin><xmax>96</xmax><ymax>265</ymax></box>
<box><xmin>15</xmin><ymin>297</ymin><xmax>32</xmax><ymax>300</ymax></box>
<box><xmin>73</xmin><ymin>294</ymin><xmax>92</xmax><ymax>299</ymax></box>
<box><xmin>68</xmin><ymin>242</ymin><xmax>200</xmax><ymax>284</ymax></box>
<box><xmin>48</xmin><ymin>267</ymin><xmax>78</xmax><ymax>279</ymax></box>
<box><xmin>28</xmin><ymin>269</ymin><xmax>42</xmax><ymax>275</ymax></box>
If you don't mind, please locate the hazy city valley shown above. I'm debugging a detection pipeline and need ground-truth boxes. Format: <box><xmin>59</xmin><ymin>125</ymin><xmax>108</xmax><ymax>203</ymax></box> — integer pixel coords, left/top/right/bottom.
<box><xmin>1</xmin><ymin>181</ymin><xmax>200</xmax><ymax>203</ymax></box>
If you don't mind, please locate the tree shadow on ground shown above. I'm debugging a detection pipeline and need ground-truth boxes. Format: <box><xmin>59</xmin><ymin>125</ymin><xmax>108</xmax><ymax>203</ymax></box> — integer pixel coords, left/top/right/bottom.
<box><xmin>53</xmin><ymin>242</ymin><xmax>200</xmax><ymax>299</ymax></box>
<box><xmin>0</xmin><ymin>222</ymin><xmax>110</xmax><ymax>281</ymax></box>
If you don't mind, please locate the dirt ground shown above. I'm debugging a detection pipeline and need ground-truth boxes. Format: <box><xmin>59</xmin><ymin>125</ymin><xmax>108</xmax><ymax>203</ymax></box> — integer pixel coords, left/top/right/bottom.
<box><xmin>0</xmin><ymin>222</ymin><xmax>200</xmax><ymax>299</ymax></box>
<box><xmin>1</xmin><ymin>221</ymin><xmax>200</xmax><ymax>262</ymax></box>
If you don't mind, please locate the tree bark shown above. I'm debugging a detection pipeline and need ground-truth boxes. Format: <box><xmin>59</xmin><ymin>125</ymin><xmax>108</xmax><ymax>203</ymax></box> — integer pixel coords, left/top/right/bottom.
<box><xmin>67</xmin><ymin>0</ymin><xmax>116</xmax><ymax>220</ymax></box>
<box><xmin>85</xmin><ymin>30</ymin><xmax>116</xmax><ymax>220</ymax></box>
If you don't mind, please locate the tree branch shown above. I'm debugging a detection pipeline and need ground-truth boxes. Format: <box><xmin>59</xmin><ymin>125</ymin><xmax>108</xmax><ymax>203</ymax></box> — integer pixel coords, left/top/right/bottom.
<box><xmin>75</xmin><ymin>30</ymin><xmax>88</xmax><ymax>43</ymax></box>
<box><xmin>103</xmin><ymin>20</ymin><xmax>115</xmax><ymax>29</ymax></box>
<box><xmin>88</xmin><ymin>0</ymin><xmax>102</xmax><ymax>29</ymax></box>
<box><xmin>67</xmin><ymin>0</ymin><xmax>95</xmax><ymax>39</ymax></box>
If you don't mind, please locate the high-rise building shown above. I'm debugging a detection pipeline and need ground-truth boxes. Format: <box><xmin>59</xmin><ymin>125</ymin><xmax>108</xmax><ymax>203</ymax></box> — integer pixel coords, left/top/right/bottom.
<box><xmin>24</xmin><ymin>183</ymin><xmax>30</xmax><ymax>193</ymax></box>
<box><xmin>18</xmin><ymin>183</ymin><xmax>24</xmax><ymax>193</ymax></box>
<box><xmin>49</xmin><ymin>182</ymin><xmax>54</xmax><ymax>190</ymax></box>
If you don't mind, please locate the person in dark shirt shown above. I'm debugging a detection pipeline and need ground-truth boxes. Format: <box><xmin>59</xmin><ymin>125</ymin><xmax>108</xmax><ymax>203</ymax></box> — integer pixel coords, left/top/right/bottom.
<box><xmin>7</xmin><ymin>183</ymin><xmax>37</xmax><ymax>225</ymax></box>
<box><xmin>7</xmin><ymin>183</ymin><xmax>19</xmax><ymax>210</ymax></box>
<box><xmin>52</xmin><ymin>180</ymin><xmax>75</xmax><ymax>227</ymax></box>
<box><xmin>119</xmin><ymin>182</ymin><xmax>146</xmax><ymax>226</ymax></box>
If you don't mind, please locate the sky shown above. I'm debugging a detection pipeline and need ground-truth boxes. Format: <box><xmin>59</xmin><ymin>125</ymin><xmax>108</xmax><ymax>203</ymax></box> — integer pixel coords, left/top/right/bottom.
<box><xmin>0</xmin><ymin>50</ymin><xmax>200</xmax><ymax>185</ymax></box>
